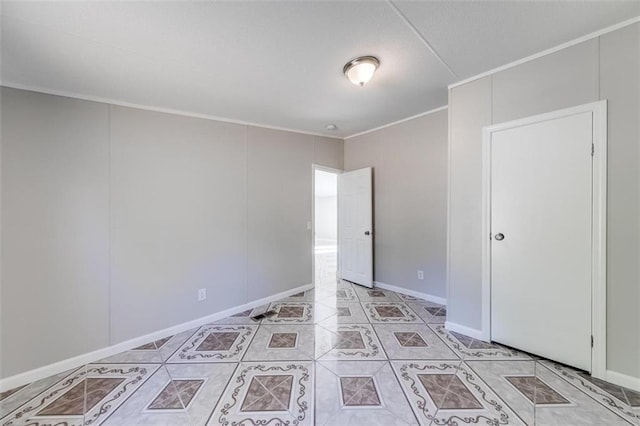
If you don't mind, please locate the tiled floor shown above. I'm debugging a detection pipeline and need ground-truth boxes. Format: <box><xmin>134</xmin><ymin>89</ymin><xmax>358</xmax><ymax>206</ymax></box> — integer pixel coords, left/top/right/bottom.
<box><xmin>2</xmin><ymin>279</ymin><xmax>640</xmax><ymax>425</ymax></box>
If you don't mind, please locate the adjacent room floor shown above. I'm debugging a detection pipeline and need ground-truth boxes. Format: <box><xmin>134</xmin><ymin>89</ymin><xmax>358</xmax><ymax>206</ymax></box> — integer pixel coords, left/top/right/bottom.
<box><xmin>1</xmin><ymin>279</ymin><xmax>639</xmax><ymax>426</ymax></box>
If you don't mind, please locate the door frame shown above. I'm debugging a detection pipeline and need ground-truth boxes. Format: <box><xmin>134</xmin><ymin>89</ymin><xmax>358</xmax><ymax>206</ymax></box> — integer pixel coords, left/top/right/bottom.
<box><xmin>481</xmin><ymin>100</ymin><xmax>607</xmax><ymax>378</ymax></box>
<box><xmin>311</xmin><ymin>164</ymin><xmax>342</xmax><ymax>286</ymax></box>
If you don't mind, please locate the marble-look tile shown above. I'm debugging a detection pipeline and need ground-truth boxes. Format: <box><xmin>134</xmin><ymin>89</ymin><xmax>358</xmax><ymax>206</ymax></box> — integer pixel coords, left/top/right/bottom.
<box><xmin>164</xmin><ymin>363</ymin><xmax>238</xmax><ymax>425</ymax></box>
<box><xmin>242</xmin><ymin>324</ymin><xmax>315</xmax><ymax>361</ymax></box>
<box><xmin>102</xmin><ymin>366</ymin><xmax>191</xmax><ymax>425</ymax></box>
<box><xmin>391</xmin><ymin>360</ymin><xmax>525</xmax><ymax>426</ymax></box>
<box><xmin>352</xmin><ymin>286</ymin><xmax>401</xmax><ymax>302</ymax></box>
<box><xmin>373</xmin><ymin>324</ymin><xmax>459</xmax><ymax>360</ymax></box>
<box><xmin>539</xmin><ymin>360</ymin><xmax>638</xmax><ymax>424</ymax></box>
<box><xmin>166</xmin><ymin>325</ymin><xmax>257</xmax><ymax>363</ymax></box>
<box><xmin>429</xmin><ymin>324</ymin><xmax>532</xmax><ymax>360</ymax></box>
<box><xmin>315</xmin><ymin>361</ymin><xmax>418</xmax><ymax>426</ymax></box>
<box><xmin>154</xmin><ymin>328</ymin><xmax>200</xmax><ymax>361</ymax></box>
<box><xmin>361</xmin><ymin>302</ymin><xmax>422</xmax><ymax>323</ymax></box>
<box><xmin>208</xmin><ymin>361</ymin><xmax>313</xmax><ymax>426</ymax></box>
<box><xmin>0</xmin><ymin>368</ymin><xmax>78</xmax><ymax>419</ymax></box>
<box><xmin>534</xmin><ymin>362</ymin><xmax>633</xmax><ymax>425</ymax></box>
<box><xmin>315</xmin><ymin>285</ymin><xmax>360</xmax><ymax>303</ymax></box>
<box><xmin>316</xmin><ymin>324</ymin><xmax>386</xmax><ymax>361</ymax></box>
<box><xmin>262</xmin><ymin>302</ymin><xmax>335</xmax><ymax>325</ymax></box>
<box><xmin>209</xmin><ymin>307</ymin><xmax>264</xmax><ymax>325</ymax></box>
<box><xmin>280</xmin><ymin>289</ymin><xmax>318</xmax><ymax>302</ymax></box>
<box><xmin>406</xmin><ymin>302</ymin><xmax>447</xmax><ymax>323</ymax></box>
<box><xmin>465</xmin><ymin>360</ymin><xmax>537</xmax><ymax>425</ymax></box>
<box><xmin>2</xmin><ymin>364</ymin><xmax>159</xmax><ymax>426</ymax></box>
<box><xmin>317</xmin><ymin>301</ymin><xmax>370</xmax><ymax>325</ymax></box>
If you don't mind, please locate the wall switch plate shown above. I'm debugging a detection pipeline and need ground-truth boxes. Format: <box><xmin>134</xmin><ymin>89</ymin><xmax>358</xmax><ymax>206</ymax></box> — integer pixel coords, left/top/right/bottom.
<box><xmin>417</xmin><ymin>270</ymin><xmax>424</xmax><ymax>280</ymax></box>
<box><xmin>198</xmin><ymin>288</ymin><xmax>207</xmax><ymax>301</ymax></box>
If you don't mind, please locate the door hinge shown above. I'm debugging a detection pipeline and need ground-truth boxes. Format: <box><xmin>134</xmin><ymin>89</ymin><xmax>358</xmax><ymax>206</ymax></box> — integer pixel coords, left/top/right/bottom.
<box><xmin>591</xmin><ymin>335</ymin><xmax>594</xmax><ymax>348</ymax></box>
<box><xmin>591</xmin><ymin>144</ymin><xmax>595</xmax><ymax>156</ymax></box>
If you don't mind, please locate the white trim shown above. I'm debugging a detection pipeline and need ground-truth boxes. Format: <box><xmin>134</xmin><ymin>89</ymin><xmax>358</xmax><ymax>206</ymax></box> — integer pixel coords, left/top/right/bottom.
<box><xmin>344</xmin><ymin>105</ymin><xmax>448</xmax><ymax>139</ymax></box>
<box><xmin>0</xmin><ymin>82</ymin><xmax>341</xmax><ymax>139</ymax></box>
<box><xmin>374</xmin><ymin>281</ymin><xmax>446</xmax><ymax>305</ymax></box>
<box><xmin>311</xmin><ymin>164</ymin><xmax>342</xmax><ymax>286</ymax></box>
<box><xmin>481</xmin><ymin>100</ymin><xmax>608</xmax><ymax>378</ymax></box>
<box><xmin>606</xmin><ymin>370</ymin><xmax>640</xmax><ymax>393</ymax></box>
<box><xmin>444</xmin><ymin>321</ymin><xmax>484</xmax><ymax>340</ymax></box>
<box><xmin>449</xmin><ymin>16</ymin><xmax>640</xmax><ymax>90</ymax></box>
<box><xmin>0</xmin><ymin>283</ymin><xmax>313</xmax><ymax>392</ymax></box>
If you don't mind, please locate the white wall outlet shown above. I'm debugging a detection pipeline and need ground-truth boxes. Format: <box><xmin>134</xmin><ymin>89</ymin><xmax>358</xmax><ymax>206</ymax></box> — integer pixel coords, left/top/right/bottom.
<box><xmin>417</xmin><ymin>270</ymin><xmax>424</xmax><ymax>280</ymax></box>
<box><xmin>307</xmin><ymin>221</ymin><xmax>312</xmax><ymax>230</ymax></box>
<box><xmin>198</xmin><ymin>288</ymin><xmax>207</xmax><ymax>301</ymax></box>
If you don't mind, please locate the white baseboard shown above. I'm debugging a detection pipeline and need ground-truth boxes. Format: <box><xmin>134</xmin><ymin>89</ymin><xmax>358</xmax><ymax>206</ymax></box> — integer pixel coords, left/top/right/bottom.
<box><xmin>0</xmin><ymin>283</ymin><xmax>313</xmax><ymax>392</ymax></box>
<box><xmin>606</xmin><ymin>369</ymin><xmax>640</xmax><ymax>392</ymax></box>
<box><xmin>444</xmin><ymin>321</ymin><xmax>485</xmax><ymax>341</ymax></box>
<box><xmin>374</xmin><ymin>281</ymin><xmax>446</xmax><ymax>305</ymax></box>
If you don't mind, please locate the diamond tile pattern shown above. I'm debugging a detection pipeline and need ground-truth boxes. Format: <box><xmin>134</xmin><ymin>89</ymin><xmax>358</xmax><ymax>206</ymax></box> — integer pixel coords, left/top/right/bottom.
<box><xmin>340</xmin><ymin>377</ymin><xmax>381</xmax><ymax>406</ymax></box>
<box><xmin>5</xmin><ymin>281</ymin><xmax>638</xmax><ymax>426</ymax></box>
<box><xmin>240</xmin><ymin>375</ymin><xmax>293</xmax><ymax>412</ymax></box>
<box><xmin>196</xmin><ymin>332</ymin><xmax>240</xmax><ymax>351</ymax></box>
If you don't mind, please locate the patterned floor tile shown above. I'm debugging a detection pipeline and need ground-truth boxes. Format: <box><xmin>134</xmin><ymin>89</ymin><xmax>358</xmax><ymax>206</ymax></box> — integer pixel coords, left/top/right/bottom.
<box><xmin>361</xmin><ymin>302</ymin><xmax>422</xmax><ymax>323</ymax></box>
<box><xmin>209</xmin><ymin>307</ymin><xmax>266</xmax><ymax>325</ymax></box>
<box><xmin>352</xmin><ymin>286</ymin><xmax>401</xmax><ymax>302</ymax></box>
<box><xmin>315</xmin><ymin>361</ymin><xmax>418</xmax><ymax>425</ymax></box>
<box><xmin>96</xmin><ymin>337</ymin><xmax>172</xmax><ymax>364</ymax></box>
<box><xmin>262</xmin><ymin>302</ymin><xmax>335</xmax><ymax>325</ymax></box>
<box><xmin>166</xmin><ymin>325</ymin><xmax>257</xmax><ymax>363</ymax></box>
<box><xmin>317</xmin><ymin>301</ymin><xmax>370</xmax><ymax>325</ymax></box>
<box><xmin>373</xmin><ymin>323</ymin><xmax>460</xmax><ymax>360</ymax></box>
<box><xmin>208</xmin><ymin>361</ymin><xmax>313</xmax><ymax>426</ymax></box>
<box><xmin>2</xmin><ymin>364</ymin><xmax>159</xmax><ymax>426</ymax></box>
<box><xmin>391</xmin><ymin>360</ymin><xmax>525</xmax><ymax>425</ymax></box>
<box><xmin>539</xmin><ymin>360</ymin><xmax>638</xmax><ymax>424</ymax></box>
<box><xmin>316</xmin><ymin>324</ymin><xmax>386</xmax><ymax>361</ymax></box>
<box><xmin>154</xmin><ymin>328</ymin><xmax>200</xmax><ymax>361</ymax></box>
<box><xmin>242</xmin><ymin>324</ymin><xmax>315</xmax><ymax>361</ymax></box>
<box><xmin>280</xmin><ymin>289</ymin><xmax>318</xmax><ymax>302</ymax></box>
<box><xmin>428</xmin><ymin>324</ymin><xmax>532</xmax><ymax>360</ymax></box>
<box><xmin>315</xmin><ymin>285</ymin><xmax>360</xmax><ymax>303</ymax></box>
<box><xmin>406</xmin><ymin>302</ymin><xmax>447</xmax><ymax>324</ymax></box>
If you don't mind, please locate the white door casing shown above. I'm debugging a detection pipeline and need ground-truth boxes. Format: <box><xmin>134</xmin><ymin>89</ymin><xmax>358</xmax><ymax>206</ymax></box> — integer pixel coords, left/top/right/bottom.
<box><xmin>339</xmin><ymin>167</ymin><xmax>373</xmax><ymax>288</ymax></box>
<box><xmin>482</xmin><ymin>101</ymin><xmax>607</xmax><ymax>377</ymax></box>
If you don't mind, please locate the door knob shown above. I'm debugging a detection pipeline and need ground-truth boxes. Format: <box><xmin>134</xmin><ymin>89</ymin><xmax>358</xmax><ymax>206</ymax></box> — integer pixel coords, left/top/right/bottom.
<box><xmin>364</xmin><ymin>231</ymin><xmax>371</xmax><ymax>236</ymax></box>
<box><xmin>494</xmin><ymin>233</ymin><xmax>505</xmax><ymax>241</ymax></box>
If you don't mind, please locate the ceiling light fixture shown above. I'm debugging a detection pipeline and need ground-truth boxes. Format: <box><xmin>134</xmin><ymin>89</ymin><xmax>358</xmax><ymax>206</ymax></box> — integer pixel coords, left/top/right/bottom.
<box><xmin>343</xmin><ymin>56</ymin><xmax>379</xmax><ymax>87</ymax></box>
<box><xmin>326</xmin><ymin>124</ymin><xmax>338</xmax><ymax>131</ymax></box>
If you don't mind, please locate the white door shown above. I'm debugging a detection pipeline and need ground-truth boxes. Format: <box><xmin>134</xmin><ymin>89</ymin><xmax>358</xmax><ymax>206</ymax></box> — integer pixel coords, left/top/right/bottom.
<box><xmin>339</xmin><ymin>167</ymin><xmax>373</xmax><ymax>287</ymax></box>
<box><xmin>490</xmin><ymin>111</ymin><xmax>593</xmax><ymax>371</ymax></box>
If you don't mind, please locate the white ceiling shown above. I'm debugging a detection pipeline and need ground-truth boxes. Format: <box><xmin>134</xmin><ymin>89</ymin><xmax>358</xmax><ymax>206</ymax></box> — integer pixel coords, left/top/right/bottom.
<box><xmin>1</xmin><ymin>1</ymin><xmax>638</xmax><ymax>138</ymax></box>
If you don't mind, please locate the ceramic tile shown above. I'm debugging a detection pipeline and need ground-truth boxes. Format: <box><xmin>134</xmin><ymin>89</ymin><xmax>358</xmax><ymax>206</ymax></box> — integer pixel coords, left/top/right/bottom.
<box><xmin>373</xmin><ymin>324</ymin><xmax>459</xmax><ymax>360</ymax></box>
<box><xmin>154</xmin><ymin>328</ymin><xmax>200</xmax><ymax>361</ymax></box>
<box><xmin>317</xmin><ymin>301</ymin><xmax>370</xmax><ymax>325</ymax></box>
<box><xmin>406</xmin><ymin>302</ymin><xmax>447</xmax><ymax>323</ymax></box>
<box><xmin>315</xmin><ymin>285</ymin><xmax>359</xmax><ymax>303</ymax></box>
<box><xmin>315</xmin><ymin>361</ymin><xmax>418</xmax><ymax>426</ymax></box>
<box><xmin>391</xmin><ymin>360</ymin><xmax>525</xmax><ymax>425</ymax></box>
<box><xmin>262</xmin><ymin>302</ymin><xmax>335</xmax><ymax>325</ymax></box>
<box><xmin>208</xmin><ymin>362</ymin><xmax>313</xmax><ymax>425</ymax></box>
<box><xmin>429</xmin><ymin>324</ymin><xmax>532</xmax><ymax>360</ymax></box>
<box><xmin>242</xmin><ymin>324</ymin><xmax>315</xmax><ymax>361</ymax></box>
<box><xmin>362</xmin><ymin>302</ymin><xmax>422</xmax><ymax>323</ymax></box>
<box><xmin>352</xmin><ymin>286</ymin><xmax>401</xmax><ymax>302</ymax></box>
<box><xmin>2</xmin><ymin>364</ymin><xmax>158</xmax><ymax>426</ymax></box>
<box><xmin>316</xmin><ymin>324</ymin><xmax>386</xmax><ymax>361</ymax></box>
<box><xmin>166</xmin><ymin>325</ymin><xmax>257</xmax><ymax>363</ymax></box>
<box><xmin>540</xmin><ymin>360</ymin><xmax>638</xmax><ymax>424</ymax></box>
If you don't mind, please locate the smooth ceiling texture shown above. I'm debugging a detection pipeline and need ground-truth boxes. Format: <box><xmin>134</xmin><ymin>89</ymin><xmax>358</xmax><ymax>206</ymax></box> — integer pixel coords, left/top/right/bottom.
<box><xmin>1</xmin><ymin>1</ymin><xmax>638</xmax><ymax>137</ymax></box>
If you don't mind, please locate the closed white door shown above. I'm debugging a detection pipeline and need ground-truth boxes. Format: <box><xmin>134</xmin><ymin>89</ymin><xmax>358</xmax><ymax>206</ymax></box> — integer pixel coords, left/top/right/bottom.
<box><xmin>339</xmin><ymin>167</ymin><xmax>373</xmax><ymax>288</ymax></box>
<box><xmin>490</xmin><ymin>111</ymin><xmax>593</xmax><ymax>371</ymax></box>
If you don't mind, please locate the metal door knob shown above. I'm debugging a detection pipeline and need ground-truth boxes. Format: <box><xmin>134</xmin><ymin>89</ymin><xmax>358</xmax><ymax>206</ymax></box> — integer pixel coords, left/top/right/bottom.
<box><xmin>364</xmin><ymin>231</ymin><xmax>371</xmax><ymax>236</ymax></box>
<box><xmin>494</xmin><ymin>233</ymin><xmax>505</xmax><ymax>241</ymax></box>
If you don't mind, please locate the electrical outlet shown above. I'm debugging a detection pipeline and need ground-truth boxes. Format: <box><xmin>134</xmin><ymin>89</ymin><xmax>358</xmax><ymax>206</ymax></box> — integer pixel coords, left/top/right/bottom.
<box><xmin>198</xmin><ymin>288</ymin><xmax>207</xmax><ymax>301</ymax></box>
<box><xmin>417</xmin><ymin>270</ymin><xmax>424</xmax><ymax>280</ymax></box>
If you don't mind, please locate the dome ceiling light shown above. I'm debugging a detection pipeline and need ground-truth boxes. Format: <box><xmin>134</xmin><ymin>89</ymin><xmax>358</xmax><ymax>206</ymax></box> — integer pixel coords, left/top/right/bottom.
<box><xmin>343</xmin><ymin>56</ymin><xmax>380</xmax><ymax>87</ymax></box>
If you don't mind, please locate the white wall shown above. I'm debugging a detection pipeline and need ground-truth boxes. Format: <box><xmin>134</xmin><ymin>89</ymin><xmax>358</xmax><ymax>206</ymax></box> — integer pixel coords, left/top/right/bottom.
<box><xmin>0</xmin><ymin>87</ymin><xmax>343</xmax><ymax>378</ymax></box>
<box><xmin>448</xmin><ymin>23</ymin><xmax>640</xmax><ymax>380</ymax></box>
<box><xmin>314</xmin><ymin>170</ymin><xmax>338</xmax><ymax>245</ymax></box>
<box><xmin>344</xmin><ymin>109</ymin><xmax>448</xmax><ymax>298</ymax></box>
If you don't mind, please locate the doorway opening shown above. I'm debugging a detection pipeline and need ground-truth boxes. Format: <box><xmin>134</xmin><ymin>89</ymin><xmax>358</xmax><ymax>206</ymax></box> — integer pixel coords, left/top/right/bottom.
<box><xmin>313</xmin><ymin>167</ymin><xmax>339</xmax><ymax>287</ymax></box>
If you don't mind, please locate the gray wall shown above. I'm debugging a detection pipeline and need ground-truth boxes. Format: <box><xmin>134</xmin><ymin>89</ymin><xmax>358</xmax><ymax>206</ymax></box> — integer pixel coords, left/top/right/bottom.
<box><xmin>0</xmin><ymin>87</ymin><xmax>343</xmax><ymax>377</ymax></box>
<box><xmin>344</xmin><ymin>110</ymin><xmax>448</xmax><ymax>298</ymax></box>
<box><xmin>448</xmin><ymin>23</ymin><xmax>640</xmax><ymax>379</ymax></box>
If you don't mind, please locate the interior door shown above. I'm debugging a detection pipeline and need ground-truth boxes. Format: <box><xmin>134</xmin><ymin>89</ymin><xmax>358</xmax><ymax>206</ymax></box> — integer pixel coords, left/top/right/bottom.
<box><xmin>490</xmin><ymin>111</ymin><xmax>593</xmax><ymax>371</ymax></box>
<box><xmin>339</xmin><ymin>167</ymin><xmax>373</xmax><ymax>288</ymax></box>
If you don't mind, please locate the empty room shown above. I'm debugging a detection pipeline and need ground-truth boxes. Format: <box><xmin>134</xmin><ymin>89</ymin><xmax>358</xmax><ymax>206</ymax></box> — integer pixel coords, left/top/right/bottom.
<box><xmin>1</xmin><ymin>1</ymin><xmax>639</xmax><ymax>425</ymax></box>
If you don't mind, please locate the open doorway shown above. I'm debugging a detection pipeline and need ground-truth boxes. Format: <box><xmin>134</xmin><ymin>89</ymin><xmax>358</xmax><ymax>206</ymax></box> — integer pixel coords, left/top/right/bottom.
<box><xmin>313</xmin><ymin>167</ymin><xmax>339</xmax><ymax>287</ymax></box>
